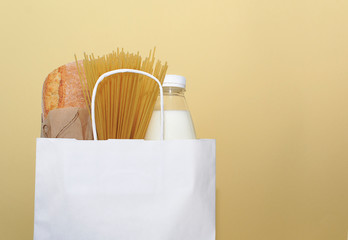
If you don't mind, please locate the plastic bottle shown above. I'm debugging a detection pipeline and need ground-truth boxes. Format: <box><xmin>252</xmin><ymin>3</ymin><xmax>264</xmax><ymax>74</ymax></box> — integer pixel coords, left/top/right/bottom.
<box><xmin>145</xmin><ymin>75</ymin><xmax>196</xmax><ymax>140</ymax></box>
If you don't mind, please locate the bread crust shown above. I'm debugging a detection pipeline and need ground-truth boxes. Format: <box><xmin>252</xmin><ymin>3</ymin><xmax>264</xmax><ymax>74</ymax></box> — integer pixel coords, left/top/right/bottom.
<box><xmin>42</xmin><ymin>61</ymin><xmax>86</xmax><ymax>119</ymax></box>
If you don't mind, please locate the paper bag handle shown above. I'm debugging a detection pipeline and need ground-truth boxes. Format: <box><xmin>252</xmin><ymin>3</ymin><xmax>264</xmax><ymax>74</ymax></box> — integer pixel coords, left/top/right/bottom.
<box><xmin>91</xmin><ymin>69</ymin><xmax>164</xmax><ymax>141</ymax></box>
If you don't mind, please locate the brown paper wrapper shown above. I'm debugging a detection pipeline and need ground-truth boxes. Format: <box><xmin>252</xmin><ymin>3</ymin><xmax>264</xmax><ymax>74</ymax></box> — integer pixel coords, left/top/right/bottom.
<box><xmin>41</xmin><ymin>107</ymin><xmax>93</xmax><ymax>140</ymax></box>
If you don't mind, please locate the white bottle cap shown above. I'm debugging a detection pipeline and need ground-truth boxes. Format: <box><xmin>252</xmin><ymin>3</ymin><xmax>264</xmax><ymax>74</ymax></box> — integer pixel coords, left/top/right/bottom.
<box><xmin>163</xmin><ymin>75</ymin><xmax>186</xmax><ymax>89</ymax></box>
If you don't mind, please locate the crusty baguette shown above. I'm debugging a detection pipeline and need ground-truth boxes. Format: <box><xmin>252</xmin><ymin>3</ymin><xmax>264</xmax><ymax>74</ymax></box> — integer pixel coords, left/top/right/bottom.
<box><xmin>42</xmin><ymin>61</ymin><xmax>86</xmax><ymax>119</ymax></box>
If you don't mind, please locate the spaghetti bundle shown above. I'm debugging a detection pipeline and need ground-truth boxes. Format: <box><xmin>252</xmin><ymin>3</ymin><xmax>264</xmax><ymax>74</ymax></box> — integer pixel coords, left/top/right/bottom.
<box><xmin>75</xmin><ymin>49</ymin><xmax>168</xmax><ymax>140</ymax></box>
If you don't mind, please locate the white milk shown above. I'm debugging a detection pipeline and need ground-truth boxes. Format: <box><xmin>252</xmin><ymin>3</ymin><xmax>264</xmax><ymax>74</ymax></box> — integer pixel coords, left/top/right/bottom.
<box><xmin>145</xmin><ymin>110</ymin><xmax>196</xmax><ymax>140</ymax></box>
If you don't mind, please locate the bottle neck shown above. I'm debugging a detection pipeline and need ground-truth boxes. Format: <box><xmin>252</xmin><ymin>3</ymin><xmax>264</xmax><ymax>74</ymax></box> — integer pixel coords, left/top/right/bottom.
<box><xmin>163</xmin><ymin>86</ymin><xmax>185</xmax><ymax>96</ymax></box>
<box><xmin>154</xmin><ymin>86</ymin><xmax>188</xmax><ymax>111</ymax></box>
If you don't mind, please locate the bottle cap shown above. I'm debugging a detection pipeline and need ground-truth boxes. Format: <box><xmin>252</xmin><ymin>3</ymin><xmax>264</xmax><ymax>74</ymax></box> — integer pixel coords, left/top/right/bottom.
<box><xmin>163</xmin><ymin>75</ymin><xmax>186</xmax><ymax>89</ymax></box>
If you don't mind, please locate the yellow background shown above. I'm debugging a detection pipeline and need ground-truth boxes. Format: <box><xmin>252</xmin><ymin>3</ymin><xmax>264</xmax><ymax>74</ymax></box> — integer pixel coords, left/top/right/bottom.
<box><xmin>1</xmin><ymin>0</ymin><xmax>348</xmax><ymax>239</ymax></box>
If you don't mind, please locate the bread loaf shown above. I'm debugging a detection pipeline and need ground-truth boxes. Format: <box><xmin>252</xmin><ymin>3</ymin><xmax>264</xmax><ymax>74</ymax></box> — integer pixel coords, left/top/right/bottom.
<box><xmin>42</xmin><ymin>61</ymin><xmax>85</xmax><ymax>119</ymax></box>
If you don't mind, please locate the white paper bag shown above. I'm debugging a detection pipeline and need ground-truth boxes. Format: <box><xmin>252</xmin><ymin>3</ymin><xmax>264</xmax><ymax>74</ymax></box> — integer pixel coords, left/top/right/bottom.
<box><xmin>34</xmin><ymin>69</ymin><xmax>216</xmax><ymax>240</ymax></box>
<box><xmin>34</xmin><ymin>138</ymin><xmax>215</xmax><ymax>240</ymax></box>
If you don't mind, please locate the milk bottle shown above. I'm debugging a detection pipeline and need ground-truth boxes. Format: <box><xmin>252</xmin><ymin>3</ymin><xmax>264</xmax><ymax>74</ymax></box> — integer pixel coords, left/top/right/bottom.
<box><xmin>145</xmin><ymin>75</ymin><xmax>196</xmax><ymax>140</ymax></box>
